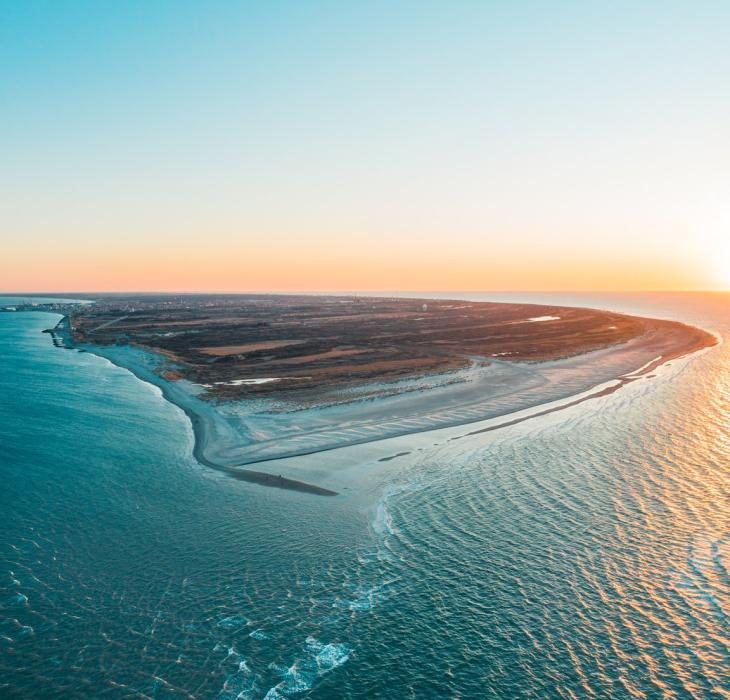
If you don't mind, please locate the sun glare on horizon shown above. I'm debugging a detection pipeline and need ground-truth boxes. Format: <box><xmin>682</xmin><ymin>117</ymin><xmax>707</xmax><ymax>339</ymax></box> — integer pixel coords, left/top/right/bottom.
<box><xmin>716</xmin><ymin>254</ymin><xmax>730</xmax><ymax>290</ymax></box>
<box><xmin>2</xmin><ymin>2</ymin><xmax>730</xmax><ymax>293</ymax></box>
<box><xmin>707</xmin><ymin>228</ymin><xmax>730</xmax><ymax>290</ymax></box>
<box><xmin>2</xmin><ymin>4</ymin><xmax>730</xmax><ymax>700</ymax></box>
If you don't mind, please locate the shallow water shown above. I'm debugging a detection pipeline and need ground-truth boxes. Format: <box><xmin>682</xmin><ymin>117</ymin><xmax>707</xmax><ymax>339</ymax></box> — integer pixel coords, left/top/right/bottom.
<box><xmin>1</xmin><ymin>293</ymin><xmax>728</xmax><ymax>698</ymax></box>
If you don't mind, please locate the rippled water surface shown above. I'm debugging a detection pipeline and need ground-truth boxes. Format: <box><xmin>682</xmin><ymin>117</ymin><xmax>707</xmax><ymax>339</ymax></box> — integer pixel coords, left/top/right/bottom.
<box><xmin>1</xmin><ymin>293</ymin><xmax>728</xmax><ymax>698</ymax></box>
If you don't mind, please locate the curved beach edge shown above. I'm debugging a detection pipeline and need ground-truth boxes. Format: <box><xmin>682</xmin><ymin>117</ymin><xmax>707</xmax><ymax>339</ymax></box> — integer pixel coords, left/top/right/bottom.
<box><xmin>42</xmin><ymin>314</ymin><xmax>338</xmax><ymax>496</ymax></box>
<box><xmin>50</xmin><ymin>311</ymin><xmax>718</xmax><ymax>497</ymax></box>
<box><xmin>217</xmin><ymin>319</ymin><xmax>719</xmax><ymax>469</ymax></box>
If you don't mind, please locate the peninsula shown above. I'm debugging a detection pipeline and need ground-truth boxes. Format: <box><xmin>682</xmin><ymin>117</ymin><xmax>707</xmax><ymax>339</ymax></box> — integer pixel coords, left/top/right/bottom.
<box><xmin>15</xmin><ymin>294</ymin><xmax>716</xmax><ymax>492</ymax></box>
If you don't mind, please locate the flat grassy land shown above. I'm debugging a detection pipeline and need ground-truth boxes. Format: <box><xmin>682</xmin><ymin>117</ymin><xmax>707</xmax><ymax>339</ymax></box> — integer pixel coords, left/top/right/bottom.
<box><xmin>68</xmin><ymin>294</ymin><xmax>701</xmax><ymax>401</ymax></box>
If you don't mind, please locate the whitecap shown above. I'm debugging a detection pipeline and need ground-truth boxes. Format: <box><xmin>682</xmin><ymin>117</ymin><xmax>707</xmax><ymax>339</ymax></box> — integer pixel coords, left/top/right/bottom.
<box><xmin>217</xmin><ymin>614</ymin><xmax>247</xmax><ymax>629</ymax></box>
<box><xmin>305</xmin><ymin>636</ymin><xmax>350</xmax><ymax>672</ymax></box>
<box><xmin>265</xmin><ymin>637</ymin><xmax>350</xmax><ymax>698</ymax></box>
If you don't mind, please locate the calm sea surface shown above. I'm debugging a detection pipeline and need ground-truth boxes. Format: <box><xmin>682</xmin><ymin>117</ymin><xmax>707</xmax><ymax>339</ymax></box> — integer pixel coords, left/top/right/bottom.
<box><xmin>1</xmin><ymin>293</ymin><xmax>728</xmax><ymax>699</ymax></box>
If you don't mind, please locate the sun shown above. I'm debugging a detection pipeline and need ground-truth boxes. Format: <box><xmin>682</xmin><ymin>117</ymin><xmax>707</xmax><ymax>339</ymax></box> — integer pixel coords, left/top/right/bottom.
<box><xmin>711</xmin><ymin>242</ymin><xmax>730</xmax><ymax>289</ymax></box>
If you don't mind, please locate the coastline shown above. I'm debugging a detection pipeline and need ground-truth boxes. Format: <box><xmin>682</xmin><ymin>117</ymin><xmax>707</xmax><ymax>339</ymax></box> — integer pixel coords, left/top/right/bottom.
<box><xmin>62</xmin><ymin>307</ymin><xmax>717</xmax><ymax>495</ymax></box>
<box><xmin>74</xmin><ymin>341</ymin><xmax>340</xmax><ymax>496</ymax></box>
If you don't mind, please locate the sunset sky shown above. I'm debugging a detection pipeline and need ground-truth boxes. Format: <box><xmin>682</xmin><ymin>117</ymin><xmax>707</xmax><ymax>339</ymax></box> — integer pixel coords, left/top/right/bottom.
<box><xmin>2</xmin><ymin>1</ymin><xmax>729</xmax><ymax>292</ymax></box>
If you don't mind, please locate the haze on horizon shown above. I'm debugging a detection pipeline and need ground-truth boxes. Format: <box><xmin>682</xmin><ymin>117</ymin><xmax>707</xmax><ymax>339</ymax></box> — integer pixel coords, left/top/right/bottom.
<box><xmin>2</xmin><ymin>1</ymin><xmax>729</xmax><ymax>293</ymax></box>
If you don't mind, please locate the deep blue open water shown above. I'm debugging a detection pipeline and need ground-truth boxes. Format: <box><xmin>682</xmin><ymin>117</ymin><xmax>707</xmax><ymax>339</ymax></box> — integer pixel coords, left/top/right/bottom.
<box><xmin>1</xmin><ymin>293</ymin><xmax>728</xmax><ymax>698</ymax></box>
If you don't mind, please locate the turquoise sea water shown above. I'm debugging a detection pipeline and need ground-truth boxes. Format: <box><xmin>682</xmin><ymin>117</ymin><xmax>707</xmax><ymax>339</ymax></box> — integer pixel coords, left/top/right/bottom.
<box><xmin>1</xmin><ymin>293</ymin><xmax>728</xmax><ymax>699</ymax></box>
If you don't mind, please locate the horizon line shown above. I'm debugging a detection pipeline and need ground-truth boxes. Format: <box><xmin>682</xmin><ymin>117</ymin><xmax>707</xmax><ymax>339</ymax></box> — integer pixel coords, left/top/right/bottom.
<box><xmin>2</xmin><ymin>289</ymin><xmax>728</xmax><ymax>296</ymax></box>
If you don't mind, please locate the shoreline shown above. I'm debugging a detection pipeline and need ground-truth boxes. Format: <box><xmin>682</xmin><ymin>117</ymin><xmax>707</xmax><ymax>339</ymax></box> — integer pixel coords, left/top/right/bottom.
<box><xmin>27</xmin><ymin>297</ymin><xmax>718</xmax><ymax>496</ymax></box>
<box><xmin>75</xmin><ymin>342</ymin><xmax>340</xmax><ymax>497</ymax></box>
<box><xmin>62</xmin><ymin>310</ymin><xmax>716</xmax><ymax>495</ymax></box>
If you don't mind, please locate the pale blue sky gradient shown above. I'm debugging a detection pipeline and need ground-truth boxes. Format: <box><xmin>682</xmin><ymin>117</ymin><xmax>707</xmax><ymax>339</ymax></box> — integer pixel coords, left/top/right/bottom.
<box><xmin>2</xmin><ymin>1</ymin><xmax>729</xmax><ymax>290</ymax></box>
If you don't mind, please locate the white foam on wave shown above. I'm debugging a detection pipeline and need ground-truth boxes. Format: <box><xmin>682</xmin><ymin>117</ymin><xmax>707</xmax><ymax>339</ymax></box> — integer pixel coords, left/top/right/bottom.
<box><xmin>341</xmin><ymin>584</ymin><xmax>385</xmax><ymax>612</ymax></box>
<box><xmin>336</xmin><ymin>482</ymin><xmax>427</xmax><ymax>617</ymax></box>
<box><xmin>372</xmin><ymin>500</ymin><xmax>398</xmax><ymax>538</ymax></box>
<box><xmin>249</xmin><ymin>628</ymin><xmax>270</xmax><ymax>641</ymax></box>
<box><xmin>264</xmin><ymin>636</ymin><xmax>350</xmax><ymax>698</ymax></box>
<box><xmin>217</xmin><ymin>614</ymin><xmax>247</xmax><ymax>629</ymax></box>
<box><xmin>306</xmin><ymin>636</ymin><xmax>350</xmax><ymax>671</ymax></box>
<box><xmin>213</xmin><ymin>640</ymin><xmax>259</xmax><ymax>700</ymax></box>
<box><xmin>371</xmin><ymin>481</ymin><xmax>424</xmax><ymax>539</ymax></box>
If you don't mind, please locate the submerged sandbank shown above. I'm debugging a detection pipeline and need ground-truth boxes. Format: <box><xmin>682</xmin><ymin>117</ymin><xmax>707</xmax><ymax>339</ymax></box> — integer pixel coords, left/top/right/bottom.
<box><xmin>66</xmin><ymin>306</ymin><xmax>717</xmax><ymax>495</ymax></box>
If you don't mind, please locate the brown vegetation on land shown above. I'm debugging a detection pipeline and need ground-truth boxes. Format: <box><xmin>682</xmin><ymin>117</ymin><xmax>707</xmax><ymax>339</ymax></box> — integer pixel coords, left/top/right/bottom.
<box><xmin>70</xmin><ymin>294</ymin><xmax>715</xmax><ymax>403</ymax></box>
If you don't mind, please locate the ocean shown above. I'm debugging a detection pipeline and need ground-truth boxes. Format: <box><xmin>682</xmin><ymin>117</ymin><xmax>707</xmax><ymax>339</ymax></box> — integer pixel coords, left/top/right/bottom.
<box><xmin>1</xmin><ymin>293</ymin><xmax>728</xmax><ymax>699</ymax></box>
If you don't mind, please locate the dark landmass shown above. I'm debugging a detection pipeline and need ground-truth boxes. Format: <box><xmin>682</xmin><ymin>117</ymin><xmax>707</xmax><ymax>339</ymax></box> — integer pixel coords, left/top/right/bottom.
<box><xmin>47</xmin><ymin>293</ymin><xmax>713</xmax><ymax>403</ymax></box>
<box><xmin>5</xmin><ymin>293</ymin><xmax>717</xmax><ymax>496</ymax></box>
<box><xmin>378</xmin><ymin>451</ymin><xmax>412</xmax><ymax>462</ymax></box>
<box><xmin>218</xmin><ymin>466</ymin><xmax>338</xmax><ymax>495</ymax></box>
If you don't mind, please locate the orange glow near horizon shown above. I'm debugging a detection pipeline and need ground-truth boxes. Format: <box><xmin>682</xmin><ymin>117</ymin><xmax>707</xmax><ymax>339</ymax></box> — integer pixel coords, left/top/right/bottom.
<box><xmin>0</xmin><ymin>242</ymin><xmax>716</xmax><ymax>294</ymax></box>
<box><xmin>3</xmin><ymin>4</ymin><xmax>729</xmax><ymax>295</ymax></box>
<box><xmin>710</xmin><ymin>241</ymin><xmax>730</xmax><ymax>291</ymax></box>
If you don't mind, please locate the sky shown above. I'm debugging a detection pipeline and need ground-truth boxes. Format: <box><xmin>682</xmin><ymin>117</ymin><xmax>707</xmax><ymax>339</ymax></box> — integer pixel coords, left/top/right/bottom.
<box><xmin>2</xmin><ymin>1</ymin><xmax>730</xmax><ymax>292</ymax></box>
